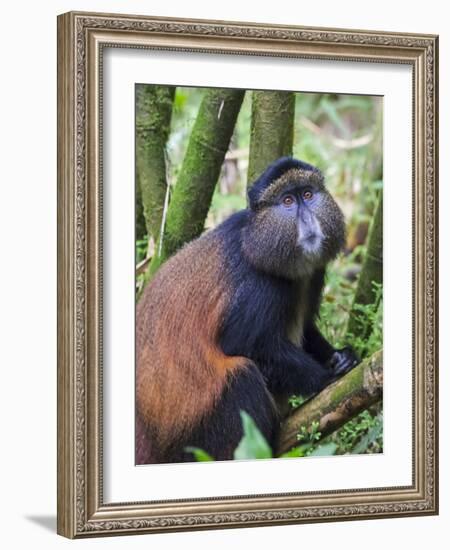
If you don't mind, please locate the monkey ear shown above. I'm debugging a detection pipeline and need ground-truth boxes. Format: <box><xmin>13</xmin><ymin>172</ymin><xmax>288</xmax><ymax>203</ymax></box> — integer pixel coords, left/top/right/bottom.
<box><xmin>247</xmin><ymin>186</ymin><xmax>259</xmax><ymax>210</ymax></box>
<box><xmin>246</xmin><ymin>188</ymin><xmax>251</xmax><ymax>209</ymax></box>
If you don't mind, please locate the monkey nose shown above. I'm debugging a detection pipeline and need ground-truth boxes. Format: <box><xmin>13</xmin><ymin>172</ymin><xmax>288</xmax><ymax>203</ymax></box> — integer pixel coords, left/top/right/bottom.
<box><xmin>298</xmin><ymin>232</ymin><xmax>322</xmax><ymax>253</ymax></box>
<box><xmin>300</xmin><ymin>230</ymin><xmax>316</xmax><ymax>242</ymax></box>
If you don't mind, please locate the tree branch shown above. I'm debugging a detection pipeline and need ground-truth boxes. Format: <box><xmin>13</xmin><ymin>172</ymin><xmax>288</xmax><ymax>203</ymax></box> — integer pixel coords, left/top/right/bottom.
<box><xmin>276</xmin><ymin>349</ymin><xmax>383</xmax><ymax>455</ymax></box>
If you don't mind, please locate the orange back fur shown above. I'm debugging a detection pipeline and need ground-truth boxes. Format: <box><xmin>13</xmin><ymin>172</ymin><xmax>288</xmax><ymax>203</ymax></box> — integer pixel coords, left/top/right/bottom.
<box><xmin>136</xmin><ymin>232</ymin><xmax>246</xmax><ymax>453</ymax></box>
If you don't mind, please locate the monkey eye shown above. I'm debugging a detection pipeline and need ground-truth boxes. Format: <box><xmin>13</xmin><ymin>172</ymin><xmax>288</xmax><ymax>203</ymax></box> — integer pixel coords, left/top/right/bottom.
<box><xmin>302</xmin><ymin>189</ymin><xmax>314</xmax><ymax>201</ymax></box>
<box><xmin>282</xmin><ymin>195</ymin><xmax>296</xmax><ymax>207</ymax></box>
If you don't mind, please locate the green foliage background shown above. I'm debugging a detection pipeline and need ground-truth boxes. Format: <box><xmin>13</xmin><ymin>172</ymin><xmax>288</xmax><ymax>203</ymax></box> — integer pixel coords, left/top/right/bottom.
<box><xmin>136</xmin><ymin>87</ymin><xmax>383</xmax><ymax>459</ymax></box>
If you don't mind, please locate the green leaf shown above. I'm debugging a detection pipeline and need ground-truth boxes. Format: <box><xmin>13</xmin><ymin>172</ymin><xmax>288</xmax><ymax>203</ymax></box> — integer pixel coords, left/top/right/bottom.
<box><xmin>309</xmin><ymin>442</ymin><xmax>338</xmax><ymax>456</ymax></box>
<box><xmin>279</xmin><ymin>445</ymin><xmax>310</xmax><ymax>458</ymax></box>
<box><xmin>233</xmin><ymin>411</ymin><xmax>273</xmax><ymax>460</ymax></box>
<box><xmin>352</xmin><ymin>417</ymin><xmax>383</xmax><ymax>454</ymax></box>
<box><xmin>288</xmin><ymin>394</ymin><xmax>307</xmax><ymax>410</ymax></box>
<box><xmin>184</xmin><ymin>447</ymin><xmax>215</xmax><ymax>462</ymax></box>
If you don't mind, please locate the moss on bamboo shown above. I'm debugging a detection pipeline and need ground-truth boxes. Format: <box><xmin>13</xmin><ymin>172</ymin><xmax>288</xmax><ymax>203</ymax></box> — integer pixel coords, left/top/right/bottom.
<box><xmin>276</xmin><ymin>349</ymin><xmax>383</xmax><ymax>455</ymax></box>
<box><xmin>135</xmin><ymin>173</ymin><xmax>147</xmax><ymax>242</ymax></box>
<box><xmin>247</xmin><ymin>91</ymin><xmax>295</xmax><ymax>186</ymax></box>
<box><xmin>148</xmin><ymin>88</ymin><xmax>245</xmax><ymax>275</ymax></box>
<box><xmin>136</xmin><ymin>84</ymin><xmax>175</xmax><ymax>242</ymax></box>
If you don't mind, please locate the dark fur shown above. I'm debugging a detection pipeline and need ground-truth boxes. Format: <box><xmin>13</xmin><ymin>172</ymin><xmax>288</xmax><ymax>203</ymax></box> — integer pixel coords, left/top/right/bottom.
<box><xmin>136</xmin><ymin>156</ymin><xmax>357</xmax><ymax>464</ymax></box>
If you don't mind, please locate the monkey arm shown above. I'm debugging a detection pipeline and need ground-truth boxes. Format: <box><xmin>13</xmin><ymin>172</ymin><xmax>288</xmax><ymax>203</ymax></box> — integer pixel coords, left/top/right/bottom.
<box><xmin>303</xmin><ymin>323</ymin><xmax>335</xmax><ymax>364</ymax></box>
<box><xmin>217</xmin><ymin>267</ymin><xmax>353</xmax><ymax>396</ymax></box>
<box><xmin>303</xmin><ymin>323</ymin><xmax>360</xmax><ymax>375</ymax></box>
<box><xmin>220</xmin><ymin>316</ymin><xmax>333</xmax><ymax>396</ymax></box>
<box><xmin>256</xmin><ymin>339</ymin><xmax>335</xmax><ymax>397</ymax></box>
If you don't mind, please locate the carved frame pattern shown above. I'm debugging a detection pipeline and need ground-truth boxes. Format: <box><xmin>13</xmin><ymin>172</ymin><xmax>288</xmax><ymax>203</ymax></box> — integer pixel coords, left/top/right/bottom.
<box><xmin>57</xmin><ymin>11</ymin><xmax>438</xmax><ymax>538</ymax></box>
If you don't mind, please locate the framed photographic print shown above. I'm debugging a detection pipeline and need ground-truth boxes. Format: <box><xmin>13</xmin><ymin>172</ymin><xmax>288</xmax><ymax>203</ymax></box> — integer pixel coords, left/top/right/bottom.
<box><xmin>57</xmin><ymin>11</ymin><xmax>439</xmax><ymax>538</ymax></box>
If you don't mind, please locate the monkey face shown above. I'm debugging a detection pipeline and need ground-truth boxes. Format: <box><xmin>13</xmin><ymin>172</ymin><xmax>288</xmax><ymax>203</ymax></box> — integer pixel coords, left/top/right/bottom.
<box><xmin>243</xmin><ymin>161</ymin><xmax>345</xmax><ymax>279</ymax></box>
<box><xmin>275</xmin><ymin>186</ymin><xmax>326</xmax><ymax>257</ymax></box>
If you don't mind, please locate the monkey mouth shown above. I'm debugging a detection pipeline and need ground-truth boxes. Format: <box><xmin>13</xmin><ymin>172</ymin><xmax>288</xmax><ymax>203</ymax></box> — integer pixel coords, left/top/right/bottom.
<box><xmin>298</xmin><ymin>233</ymin><xmax>323</xmax><ymax>254</ymax></box>
<box><xmin>296</xmin><ymin>216</ymin><xmax>324</xmax><ymax>256</ymax></box>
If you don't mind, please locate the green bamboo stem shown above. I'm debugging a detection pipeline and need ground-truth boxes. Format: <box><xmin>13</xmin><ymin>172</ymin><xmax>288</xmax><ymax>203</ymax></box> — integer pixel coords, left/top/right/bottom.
<box><xmin>247</xmin><ymin>90</ymin><xmax>295</xmax><ymax>186</ymax></box>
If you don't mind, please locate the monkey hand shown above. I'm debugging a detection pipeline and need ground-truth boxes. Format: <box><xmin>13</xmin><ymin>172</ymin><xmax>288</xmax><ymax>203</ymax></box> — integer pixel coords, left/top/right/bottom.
<box><xmin>327</xmin><ymin>347</ymin><xmax>359</xmax><ymax>377</ymax></box>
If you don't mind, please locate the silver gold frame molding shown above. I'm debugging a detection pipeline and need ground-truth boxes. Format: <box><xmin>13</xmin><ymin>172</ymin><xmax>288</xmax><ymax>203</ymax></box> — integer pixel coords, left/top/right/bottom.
<box><xmin>57</xmin><ymin>11</ymin><xmax>438</xmax><ymax>539</ymax></box>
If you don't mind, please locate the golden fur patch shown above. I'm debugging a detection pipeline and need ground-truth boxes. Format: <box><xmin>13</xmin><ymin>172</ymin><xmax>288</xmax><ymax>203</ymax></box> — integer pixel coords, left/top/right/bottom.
<box><xmin>136</xmin><ymin>233</ymin><xmax>247</xmax><ymax>454</ymax></box>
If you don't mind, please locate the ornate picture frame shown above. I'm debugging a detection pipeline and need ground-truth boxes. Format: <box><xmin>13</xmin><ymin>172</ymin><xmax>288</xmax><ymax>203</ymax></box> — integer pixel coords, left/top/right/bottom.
<box><xmin>57</xmin><ymin>11</ymin><xmax>438</xmax><ymax>538</ymax></box>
